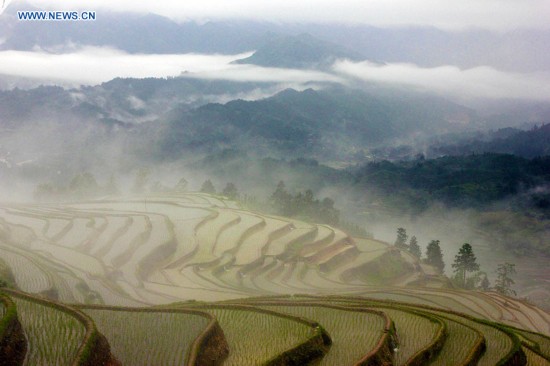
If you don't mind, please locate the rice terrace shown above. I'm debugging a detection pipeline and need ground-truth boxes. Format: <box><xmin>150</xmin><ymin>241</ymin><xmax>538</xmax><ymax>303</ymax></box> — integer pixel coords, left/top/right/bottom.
<box><xmin>0</xmin><ymin>192</ymin><xmax>549</xmax><ymax>365</ymax></box>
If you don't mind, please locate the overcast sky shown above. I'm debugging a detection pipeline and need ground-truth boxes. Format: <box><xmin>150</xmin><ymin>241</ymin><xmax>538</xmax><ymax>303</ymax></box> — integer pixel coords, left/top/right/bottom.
<box><xmin>14</xmin><ymin>0</ymin><xmax>550</xmax><ymax>32</ymax></box>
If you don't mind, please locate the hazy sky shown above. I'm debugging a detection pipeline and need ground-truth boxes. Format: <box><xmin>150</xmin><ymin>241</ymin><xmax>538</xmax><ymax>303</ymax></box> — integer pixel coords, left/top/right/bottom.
<box><xmin>18</xmin><ymin>0</ymin><xmax>550</xmax><ymax>32</ymax></box>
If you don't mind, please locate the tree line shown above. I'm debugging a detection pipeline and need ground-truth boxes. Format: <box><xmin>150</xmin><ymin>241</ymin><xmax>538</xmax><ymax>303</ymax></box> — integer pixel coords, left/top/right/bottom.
<box><xmin>394</xmin><ymin>227</ymin><xmax>516</xmax><ymax>296</ymax></box>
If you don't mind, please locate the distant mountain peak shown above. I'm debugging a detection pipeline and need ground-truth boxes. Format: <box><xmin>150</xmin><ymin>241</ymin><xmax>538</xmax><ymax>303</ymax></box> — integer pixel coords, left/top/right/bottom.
<box><xmin>233</xmin><ymin>32</ymin><xmax>366</xmax><ymax>69</ymax></box>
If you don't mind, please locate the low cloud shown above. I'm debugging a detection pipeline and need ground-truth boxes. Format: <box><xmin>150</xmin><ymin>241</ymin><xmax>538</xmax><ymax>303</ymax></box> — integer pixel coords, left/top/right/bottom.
<box><xmin>2</xmin><ymin>46</ymin><xmax>549</xmax><ymax>103</ymax></box>
<box><xmin>0</xmin><ymin>46</ymin><xmax>343</xmax><ymax>88</ymax></box>
<box><xmin>0</xmin><ymin>47</ymin><xmax>253</xmax><ymax>86</ymax></box>
<box><xmin>334</xmin><ymin>60</ymin><xmax>550</xmax><ymax>102</ymax></box>
<box><xmin>181</xmin><ymin>64</ymin><xmax>344</xmax><ymax>84</ymax></box>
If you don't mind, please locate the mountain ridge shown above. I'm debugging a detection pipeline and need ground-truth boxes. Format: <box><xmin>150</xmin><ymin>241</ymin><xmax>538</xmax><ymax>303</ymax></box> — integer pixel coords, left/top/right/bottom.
<box><xmin>233</xmin><ymin>32</ymin><xmax>367</xmax><ymax>69</ymax></box>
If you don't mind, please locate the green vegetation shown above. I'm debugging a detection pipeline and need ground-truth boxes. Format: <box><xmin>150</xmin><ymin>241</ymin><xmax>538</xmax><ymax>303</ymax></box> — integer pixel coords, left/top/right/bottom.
<box><xmin>495</xmin><ymin>262</ymin><xmax>517</xmax><ymax>296</ymax></box>
<box><xmin>200</xmin><ymin>179</ymin><xmax>216</xmax><ymax>194</ymax></box>
<box><xmin>269</xmin><ymin>181</ymin><xmax>340</xmax><ymax>225</ymax></box>
<box><xmin>222</xmin><ymin>183</ymin><xmax>239</xmax><ymax>200</ymax></box>
<box><xmin>0</xmin><ymin>193</ymin><xmax>549</xmax><ymax>365</ymax></box>
<box><xmin>452</xmin><ymin>243</ymin><xmax>480</xmax><ymax>288</ymax></box>
<box><xmin>80</xmin><ymin>307</ymin><xmax>210</xmax><ymax>366</ymax></box>
<box><xmin>357</xmin><ymin>153</ymin><xmax>550</xmax><ymax>207</ymax></box>
<box><xmin>0</xmin><ymin>288</ymin><xmax>548</xmax><ymax>365</ymax></box>
<box><xmin>523</xmin><ymin>346</ymin><xmax>550</xmax><ymax>366</ymax></box>
<box><xmin>10</xmin><ymin>294</ymin><xmax>86</xmax><ymax>365</ymax></box>
<box><xmin>408</xmin><ymin>236</ymin><xmax>421</xmax><ymax>258</ymax></box>
<box><xmin>185</xmin><ymin>305</ymin><xmax>323</xmax><ymax>366</ymax></box>
<box><xmin>428</xmin><ymin>315</ymin><xmax>483</xmax><ymax>366</ymax></box>
<box><xmin>394</xmin><ymin>227</ymin><xmax>408</xmax><ymax>250</ymax></box>
<box><xmin>377</xmin><ymin>307</ymin><xmax>442</xmax><ymax>365</ymax></box>
<box><xmin>0</xmin><ymin>257</ymin><xmax>16</xmax><ymax>289</ymax></box>
<box><xmin>258</xmin><ymin>303</ymin><xmax>388</xmax><ymax>365</ymax></box>
<box><xmin>0</xmin><ymin>293</ymin><xmax>26</xmax><ymax>365</ymax></box>
<box><xmin>425</xmin><ymin>240</ymin><xmax>445</xmax><ymax>274</ymax></box>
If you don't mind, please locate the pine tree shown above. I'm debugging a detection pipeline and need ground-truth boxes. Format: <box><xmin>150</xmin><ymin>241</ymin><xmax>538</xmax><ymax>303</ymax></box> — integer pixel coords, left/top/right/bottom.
<box><xmin>480</xmin><ymin>274</ymin><xmax>490</xmax><ymax>291</ymax></box>
<box><xmin>319</xmin><ymin>197</ymin><xmax>339</xmax><ymax>225</ymax></box>
<box><xmin>495</xmin><ymin>262</ymin><xmax>516</xmax><ymax>296</ymax></box>
<box><xmin>395</xmin><ymin>228</ymin><xmax>408</xmax><ymax>249</ymax></box>
<box><xmin>425</xmin><ymin>240</ymin><xmax>445</xmax><ymax>274</ymax></box>
<box><xmin>452</xmin><ymin>243</ymin><xmax>480</xmax><ymax>287</ymax></box>
<box><xmin>174</xmin><ymin>177</ymin><xmax>188</xmax><ymax>192</ymax></box>
<box><xmin>222</xmin><ymin>182</ymin><xmax>239</xmax><ymax>200</ymax></box>
<box><xmin>200</xmin><ymin>179</ymin><xmax>216</xmax><ymax>194</ymax></box>
<box><xmin>408</xmin><ymin>236</ymin><xmax>421</xmax><ymax>258</ymax></box>
<box><xmin>270</xmin><ymin>181</ymin><xmax>291</xmax><ymax>215</ymax></box>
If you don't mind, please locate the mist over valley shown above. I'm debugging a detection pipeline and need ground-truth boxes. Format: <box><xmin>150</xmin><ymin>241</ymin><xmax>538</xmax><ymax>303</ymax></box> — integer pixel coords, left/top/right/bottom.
<box><xmin>1</xmin><ymin>1</ymin><xmax>550</xmax><ymax>364</ymax></box>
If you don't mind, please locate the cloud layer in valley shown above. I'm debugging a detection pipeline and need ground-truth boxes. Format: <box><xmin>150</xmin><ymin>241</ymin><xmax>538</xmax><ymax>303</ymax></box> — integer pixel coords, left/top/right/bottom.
<box><xmin>334</xmin><ymin>60</ymin><xmax>550</xmax><ymax>102</ymax></box>
<box><xmin>0</xmin><ymin>47</ymin><xmax>342</xmax><ymax>87</ymax></box>
<box><xmin>0</xmin><ymin>47</ymin><xmax>253</xmax><ymax>85</ymax></box>
<box><xmin>2</xmin><ymin>46</ymin><xmax>549</xmax><ymax>102</ymax></box>
<box><xmin>19</xmin><ymin>0</ymin><xmax>550</xmax><ymax>32</ymax></box>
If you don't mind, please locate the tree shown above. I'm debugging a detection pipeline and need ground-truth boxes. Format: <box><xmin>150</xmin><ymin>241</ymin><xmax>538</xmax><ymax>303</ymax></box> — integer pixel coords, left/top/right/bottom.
<box><xmin>452</xmin><ymin>243</ymin><xmax>480</xmax><ymax>287</ymax></box>
<box><xmin>132</xmin><ymin>168</ymin><xmax>150</xmax><ymax>194</ymax></box>
<box><xmin>69</xmin><ymin>172</ymin><xmax>99</xmax><ymax>198</ymax></box>
<box><xmin>425</xmin><ymin>240</ymin><xmax>445</xmax><ymax>274</ymax></box>
<box><xmin>394</xmin><ymin>228</ymin><xmax>408</xmax><ymax>249</ymax></box>
<box><xmin>480</xmin><ymin>273</ymin><xmax>490</xmax><ymax>291</ymax></box>
<box><xmin>200</xmin><ymin>179</ymin><xmax>216</xmax><ymax>194</ymax></box>
<box><xmin>319</xmin><ymin>197</ymin><xmax>339</xmax><ymax>225</ymax></box>
<box><xmin>174</xmin><ymin>177</ymin><xmax>188</xmax><ymax>192</ymax></box>
<box><xmin>222</xmin><ymin>183</ymin><xmax>239</xmax><ymax>200</ymax></box>
<box><xmin>494</xmin><ymin>262</ymin><xmax>517</xmax><ymax>297</ymax></box>
<box><xmin>408</xmin><ymin>236</ymin><xmax>421</xmax><ymax>258</ymax></box>
<box><xmin>270</xmin><ymin>181</ymin><xmax>291</xmax><ymax>215</ymax></box>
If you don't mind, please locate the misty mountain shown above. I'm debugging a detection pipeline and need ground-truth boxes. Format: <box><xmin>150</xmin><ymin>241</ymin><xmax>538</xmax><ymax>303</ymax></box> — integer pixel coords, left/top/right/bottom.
<box><xmin>354</xmin><ymin>153</ymin><xmax>550</xmax><ymax>204</ymax></box>
<box><xmin>0</xmin><ymin>80</ymin><xmax>479</xmax><ymax>177</ymax></box>
<box><xmin>7</xmin><ymin>76</ymin><xmax>550</xmax><ymax>182</ymax></box>
<box><xmin>2</xmin><ymin>3</ymin><xmax>549</xmax><ymax>73</ymax></box>
<box><xmin>368</xmin><ymin>123</ymin><xmax>550</xmax><ymax>161</ymax></box>
<box><xmin>0</xmin><ymin>78</ymin><xmax>276</xmax><ymax>125</ymax></box>
<box><xmin>428</xmin><ymin>123</ymin><xmax>550</xmax><ymax>159</ymax></box>
<box><xmin>233</xmin><ymin>33</ymin><xmax>366</xmax><ymax>69</ymax></box>
<box><xmin>0</xmin><ymin>3</ymin><xmax>267</xmax><ymax>54</ymax></box>
<box><xmin>298</xmin><ymin>24</ymin><xmax>550</xmax><ymax>73</ymax></box>
<box><xmin>0</xmin><ymin>86</ymin><xmax>91</xmax><ymax>126</ymax></box>
<box><xmin>154</xmin><ymin>87</ymin><xmax>478</xmax><ymax>162</ymax></box>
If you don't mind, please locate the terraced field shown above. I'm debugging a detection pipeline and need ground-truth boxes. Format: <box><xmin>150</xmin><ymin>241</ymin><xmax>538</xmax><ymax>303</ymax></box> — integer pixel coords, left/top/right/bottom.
<box><xmin>13</xmin><ymin>296</ymin><xmax>86</xmax><ymax>365</ymax></box>
<box><xmin>0</xmin><ymin>289</ymin><xmax>110</xmax><ymax>366</ymax></box>
<box><xmin>78</xmin><ymin>306</ymin><xmax>215</xmax><ymax>366</ymax></box>
<box><xmin>189</xmin><ymin>305</ymin><xmax>326</xmax><ymax>366</ymax></box>
<box><xmin>1</xmin><ymin>192</ymin><xmax>550</xmax><ymax>365</ymax></box>
<box><xmin>255</xmin><ymin>303</ymin><xmax>390</xmax><ymax>365</ymax></box>
<box><xmin>0</xmin><ymin>290</ymin><xmax>550</xmax><ymax>365</ymax></box>
<box><xmin>0</xmin><ymin>192</ymin><xmax>424</xmax><ymax>307</ymax></box>
<box><xmin>3</xmin><ymin>289</ymin><xmax>550</xmax><ymax>365</ymax></box>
